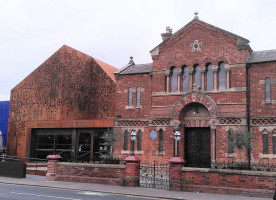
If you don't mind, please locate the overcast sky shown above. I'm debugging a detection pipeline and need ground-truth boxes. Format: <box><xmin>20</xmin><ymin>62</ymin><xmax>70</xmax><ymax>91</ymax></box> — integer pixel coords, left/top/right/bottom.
<box><xmin>1</xmin><ymin>0</ymin><xmax>276</xmax><ymax>101</ymax></box>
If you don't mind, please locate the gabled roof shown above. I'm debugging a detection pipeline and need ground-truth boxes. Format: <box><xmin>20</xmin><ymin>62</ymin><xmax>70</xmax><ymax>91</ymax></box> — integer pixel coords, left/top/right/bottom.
<box><xmin>246</xmin><ymin>49</ymin><xmax>276</xmax><ymax>64</ymax></box>
<box><xmin>115</xmin><ymin>62</ymin><xmax>153</xmax><ymax>75</ymax></box>
<box><xmin>150</xmin><ymin>18</ymin><xmax>250</xmax><ymax>53</ymax></box>
<box><xmin>94</xmin><ymin>58</ymin><xmax>117</xmax><ymax>82</ymax></box>
<box><xmin>62</xmin><ymin>45</ymin><xmax>118</xmax><ymax>82</ymax></box>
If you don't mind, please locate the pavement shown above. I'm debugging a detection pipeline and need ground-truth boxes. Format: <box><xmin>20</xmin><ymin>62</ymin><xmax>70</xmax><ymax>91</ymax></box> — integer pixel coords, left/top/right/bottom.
<box><xmin>0</xmin><ymin>174</ymin><xmax>271</xmax><ymax>200</ymax></box>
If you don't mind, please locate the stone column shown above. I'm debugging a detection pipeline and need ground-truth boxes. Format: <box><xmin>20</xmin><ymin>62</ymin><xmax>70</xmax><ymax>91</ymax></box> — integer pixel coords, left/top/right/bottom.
<box><xmin>188</xmin><ymin>68</ymin><xmax>194</xmax><ymax>91</ymax></box>
<box><xmin>200</xmin><ymin>66</ymin><xmax>206</xmax><ymax>91</ymax></box>
<box><xmin>169</xmin><ymin>157</ymin><xmax>184</xmax><ymax>191</ymax></box>
<box><xmin>165</xmin><ymin>71</ymin><xmax>170</xmax><ymax>93</ymax></box>
<box><xmin>124</xmin><ymin>156</ymin><xmax>141</xmax><ymax>187</ymax></box>
<box><xmin>212</xmin><ymin>65</ymin><xmax>219</xmax><ymax>91</ymax></box>
<box><xmin>46</xmin><ymin>155</ymin><xmax>61</xmax><ymax>181</ymax></box>
<box><xmin>225</xmin><ymin>64</ymin><xmax>231</xmax><ymax>90</ymax></box>
<box><xmin>211</xmin><ymin>126</ymin><xmax>216</xmax><ymax>167</ymax></box>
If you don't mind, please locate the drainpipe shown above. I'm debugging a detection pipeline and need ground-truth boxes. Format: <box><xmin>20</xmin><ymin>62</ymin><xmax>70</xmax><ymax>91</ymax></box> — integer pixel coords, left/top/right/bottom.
<box><xmin>246</xmin><ymin>62</ymin><xmax>251</xmax><ymax>168</ymax></box>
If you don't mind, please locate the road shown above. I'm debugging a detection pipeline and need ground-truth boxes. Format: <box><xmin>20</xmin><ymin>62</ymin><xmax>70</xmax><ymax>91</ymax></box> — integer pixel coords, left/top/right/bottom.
<box><xmin>0</xmin><ymin>183</ymin><xmax>168</xmax><ymax>200</ymax></box>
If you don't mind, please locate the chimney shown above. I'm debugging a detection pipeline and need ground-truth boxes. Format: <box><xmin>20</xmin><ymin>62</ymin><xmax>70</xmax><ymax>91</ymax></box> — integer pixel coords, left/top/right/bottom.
<box><xmin>161</xmin><ymin>26</ymin><xmax>172</xmax><ymax>41</ymax></box>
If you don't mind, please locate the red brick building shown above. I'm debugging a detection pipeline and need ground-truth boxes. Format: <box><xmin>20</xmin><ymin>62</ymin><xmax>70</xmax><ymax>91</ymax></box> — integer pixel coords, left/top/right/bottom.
<box><xmin>113</xmin><ymin>15</ymin><xmax>276</xmax><ymax>166</ymax></box>
<box><xmin>7</xmin><ymin>15</ymin><xmax>275</xmax><ymax>167</ymax></box>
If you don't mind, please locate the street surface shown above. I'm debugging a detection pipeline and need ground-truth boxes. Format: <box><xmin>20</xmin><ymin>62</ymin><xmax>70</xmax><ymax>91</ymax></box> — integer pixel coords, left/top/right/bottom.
<box><xmin>0</xmin><ymin>183</ymin><xmax>168</xmax><ymax>200</ymax></box>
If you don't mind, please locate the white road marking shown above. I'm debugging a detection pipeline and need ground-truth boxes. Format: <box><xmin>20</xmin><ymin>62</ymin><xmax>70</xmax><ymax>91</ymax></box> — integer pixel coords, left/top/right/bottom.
<box><xmin>78</xmin><ymin>191</ymin><xmax>106</xmax><ymax>196</ymax></box>
<box><xmin>11</xmin><ymin>192</ymin><xmax>83</xmax><ymax>200</ymax></box>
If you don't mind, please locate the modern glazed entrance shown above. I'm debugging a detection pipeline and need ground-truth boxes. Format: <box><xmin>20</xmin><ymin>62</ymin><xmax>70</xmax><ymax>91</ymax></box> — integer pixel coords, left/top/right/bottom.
<box><xmin>180</xmin><ymin>102</ymin><xmax>211</xmax><ymax>168</ymax></box>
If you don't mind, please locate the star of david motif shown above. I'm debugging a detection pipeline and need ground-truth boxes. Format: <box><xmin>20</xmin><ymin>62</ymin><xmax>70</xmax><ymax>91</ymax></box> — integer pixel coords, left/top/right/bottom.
<box><xmin>190</xmin><ymin>40</ymin><xmax>202</xmax><ymax>52</ymax></box>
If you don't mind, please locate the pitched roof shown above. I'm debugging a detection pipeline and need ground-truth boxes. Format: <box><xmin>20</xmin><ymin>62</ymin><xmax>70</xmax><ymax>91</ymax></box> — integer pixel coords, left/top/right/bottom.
<box><xmin>150</xmin><ymin>18</ymin><xmax>250</xmax><ymax>53</ymax></box>
<box><xmin>246</xmin><ymin>49</ymin><xmax>276</xmax><ymax>63</ymax></box>
<box><xmin>116</xmin><ymin>63</ymin><xmax>153</xmax><ymax>75</ymax></box>
<box><xmin>63</xmin><ymin>45</ymin><xmax>117</xmax><ymax>82</ymax></box>
<box><xmin>94</xmin><ymin>58</ymin><xmax>117</xmax><ymax>82</ymax></box>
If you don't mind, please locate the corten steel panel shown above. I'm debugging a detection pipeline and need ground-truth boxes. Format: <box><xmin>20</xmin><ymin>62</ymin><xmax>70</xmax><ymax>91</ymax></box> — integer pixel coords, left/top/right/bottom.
<box><xmin>7</xmin><ymin>45</ymin><xmax>117</xmax><ymax>157</ymax></box>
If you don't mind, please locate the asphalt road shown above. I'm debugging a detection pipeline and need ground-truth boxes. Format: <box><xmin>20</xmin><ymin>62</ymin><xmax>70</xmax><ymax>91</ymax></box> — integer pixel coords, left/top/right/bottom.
<box><xmin>0</xmin><ymin>183</ymin><xmax>168</xmax><ymax>200</ymax></box>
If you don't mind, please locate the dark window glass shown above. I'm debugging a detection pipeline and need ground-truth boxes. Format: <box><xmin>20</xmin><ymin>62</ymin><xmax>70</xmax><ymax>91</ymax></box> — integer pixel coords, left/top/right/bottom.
<box><xmin>195</xmin><ymin>65</ymin><xmax>201</xmax><ymax>90</ymax></box>
<box><xmin>182</xmin><ymin>67</ymin><xmax>189</xmax><ymax>92</ymax></box>
<box><xmin>136</xmin><ymin>87</ymin><xmax>141</xmax><ymax>107</ymax></box>
<box><xmin>206</xmin><ymin>64</ymin><xmax>213</xmax><ymax>91</ymax></box>
<box><xmin>219</xmin><ymin>62</ymin><xmax>226</xmax><ymax>90</ymax></box>
<box><xmin>128</xmin><ymin>88</ymin><xmax>132</xmax><ymax>106</ymax></box>
<box><xmin>263</xmin><ymin>130</ymin><xmax>268</xmax><ymax>154</ymax></box>
<box><xmin>228</xmin><ymin>129</ymin><xmax>234</xmax><ymax>153</ymax></box>
<box><xmin>273</xmin><ymin>137</ymin><xmax>276</xmax><ymax>154</ymax></box>
<box><xmin>124</xmin><ymin>131</ymin><xmax>128</xmax><ymax>151</ymax></box>
<box><xmin>171</xmin><ymin>68</ymin><xmax>177</xmax><ymax>92</ymax></box>
<box><xmin>137</xmin><ymin>130</ymin><xmax>142</xmax><ymax>151</ymax></box>
<box><xmin>159</xmin><ymin>129</ymin><xmax>163</xmax><ymax>152</ymax></box>
<box><xmin>265</xmin><ymin>77</ymin><xmax>271</xmax><ymax>102</ymax></box>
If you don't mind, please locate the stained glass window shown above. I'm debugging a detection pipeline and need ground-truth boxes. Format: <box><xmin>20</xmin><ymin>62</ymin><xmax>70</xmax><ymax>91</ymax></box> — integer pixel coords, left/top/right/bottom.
<box><xmin>136</xmin><ymin>87</ymin><xmax>141</xmax><ymax>107</ymax></box>
<box><xmin>207</xmin><ymin>64</ymin><xmax>213</xmax><ymax>91</ymax></box>
<box><xmin>219</xmin><ymin>62</ymin><xmax>226</xmax><ymax>90</ymax></box>
<box><xmin>265</xmin><ymin>77</ymin><xmax>271</xmax><ymax>102</ymax></box>
<box><xmin>194</xmin><ymin>65</ymin><xmax>201</xmax><ymax>90</ymax></box>
<box><xmin>128</xmin><ymin>87</ymin><xmax>132</xmax><ymax>106</ymax></box>
<box><xmin>171</xmin><ymin>68</ymin><xmax>177</xmax><ymax>92</ymax></box>
<box><xmin>182</xmin><ymin>67</ymin><xmax>189</xmax><ymax>92</ymax></box>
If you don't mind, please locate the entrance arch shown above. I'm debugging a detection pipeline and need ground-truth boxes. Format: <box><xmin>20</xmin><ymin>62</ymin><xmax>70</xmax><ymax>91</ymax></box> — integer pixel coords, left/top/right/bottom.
<box><xmin>171</xmin><ymin>91</ymin><xmax>217</xmax><ymax>168</ymax></box>
<box><xmin>180</xmin><ymin>103</ymin><xmax>211</xmax><ymax>168</ymax></box>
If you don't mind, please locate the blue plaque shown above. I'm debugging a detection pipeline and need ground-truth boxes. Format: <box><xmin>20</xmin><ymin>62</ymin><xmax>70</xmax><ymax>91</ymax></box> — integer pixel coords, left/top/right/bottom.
<box><xmin>150</xmin><ymin>131</ymin><xmax>157</xmax><ymax>139</ymax></box>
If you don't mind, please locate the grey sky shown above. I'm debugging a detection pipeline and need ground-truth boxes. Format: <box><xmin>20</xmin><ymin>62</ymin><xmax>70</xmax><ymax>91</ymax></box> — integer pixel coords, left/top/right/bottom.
<box><xmin>1</xmin><ymin>0</ymin><xmax>276</xmax><ymax>101</ymax></box>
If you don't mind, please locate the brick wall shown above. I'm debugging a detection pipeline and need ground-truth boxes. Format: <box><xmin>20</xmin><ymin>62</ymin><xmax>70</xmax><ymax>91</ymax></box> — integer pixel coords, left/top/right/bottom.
<box><xmin>180</xmin><ymin>168</ymin><xmax>275</xmax><ymax>198</ymax></box>
<box><xmin>55</xmin><ymin>162</ymin><xmax>126</xmax><ymax>185</ymax></box>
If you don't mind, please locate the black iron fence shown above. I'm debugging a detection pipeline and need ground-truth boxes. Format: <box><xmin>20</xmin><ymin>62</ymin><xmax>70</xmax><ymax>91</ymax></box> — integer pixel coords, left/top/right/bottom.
<box><xmin>212</xmin><ymin>160</ymin><xmax>276</xmax><ymax>172</ymax></box>
<box><xmin>139</xmin><ymin>163</ymin><xmax>170</xmax><ymax>189</ymax></box>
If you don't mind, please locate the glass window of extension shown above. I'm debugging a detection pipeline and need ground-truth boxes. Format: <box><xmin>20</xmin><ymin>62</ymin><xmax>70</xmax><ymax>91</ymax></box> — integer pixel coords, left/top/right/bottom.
<box><xmin>128</xmin><ymin>87</ymin><xmax>132</xmax><ymax>106</ymax></box>
<box><xmin>182</xmin><ymin>66</ymin><xmax>189</xmax><ymax>92</ymax></box>
<box><xmin>206</xmin><ymin>64</ymin><xmax>213</xmax><ymax>91</ymax></box>
<box><xmin>159</xmin><ymin>129</ymin><xmax>163</xmax><ymax>153</ymax></box>
<box><xmin>124</xmin><ymin>130</ymin><xmax>128</xmax><ymax>151</ymax></box>
<box><xmin>262</xmin><ymin>129</ymin><xmax>268</xmax><ymax>154</ymax></box>
<box><xmin>171</xmin><ymin>67</ymin><xmax>178</xmax><ymax>92</ymax></box>
<box><xmin>265</xmin><ymin>77</ymin><xmax>271</xmax><ymax>102</ymax></box>
<box><xmin>137</xmin><ymin>130</ymin><xmax>142</xmax><ymax>151</ymax></box>
<box><xmin>136</xmin><ymin>87</ymin><xmax>141</xmax><ymax>107</ymax></box>
<box><xmin>219</xmin><ymin>62</ymin><xmax>226</xmax><ymax>90</ymax></box>
<box><xmin>194</xmin><ymin>65</ymin><xmax>201</xmax><ymax>90</ymax></box>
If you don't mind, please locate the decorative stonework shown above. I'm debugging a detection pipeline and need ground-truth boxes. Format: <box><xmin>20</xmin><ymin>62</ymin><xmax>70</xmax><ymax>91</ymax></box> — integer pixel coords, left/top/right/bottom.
<box><xmin>117</xmin><ymin>120</ymin><xmax>149</xmax><ymax>127</ymax></box>
<box><xmin>190</xmin><ymin>40</ymin><xmax>202</xmax><ymax>52</ymax></box>
<box><xmin>220</xmin><ymin>118</ymin><xmax>242</xmax><ymax>125</ymax></box>
<box><xmin>172</xmin><ymin>91</ymin><xmax>217</xmax><ymax>120</ymax></box>
<box><xmin>151</xmin><ymin>119</ymin><xmax>170</xmax><ymax>126</ymax></box>
<box><xmin>252</xmin><ymin>118</ymin><xmax>276</xmax><ymax>125</ymax></box>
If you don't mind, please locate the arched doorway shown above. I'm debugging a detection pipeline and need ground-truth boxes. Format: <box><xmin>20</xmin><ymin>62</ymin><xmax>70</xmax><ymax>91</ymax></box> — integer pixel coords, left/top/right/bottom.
<box><xmin>180</xmin><ymin>103</ymin><xmax>211</xmax><ymax>168</ymax></box>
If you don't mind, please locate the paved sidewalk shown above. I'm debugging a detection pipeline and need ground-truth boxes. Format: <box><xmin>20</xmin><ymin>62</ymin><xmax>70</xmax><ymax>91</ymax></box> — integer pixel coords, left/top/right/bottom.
<box><xmin>0</xmin><ymin>175</ymin><xmax>271</xmax><ymax>200</ymax></box>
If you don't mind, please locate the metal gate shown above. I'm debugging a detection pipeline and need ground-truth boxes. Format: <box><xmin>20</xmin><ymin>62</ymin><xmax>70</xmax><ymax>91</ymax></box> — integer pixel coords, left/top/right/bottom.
<box><xmin>139</xmin><ymin>163</ymin><xmax>170</xmax><ymax>189</ymax></box>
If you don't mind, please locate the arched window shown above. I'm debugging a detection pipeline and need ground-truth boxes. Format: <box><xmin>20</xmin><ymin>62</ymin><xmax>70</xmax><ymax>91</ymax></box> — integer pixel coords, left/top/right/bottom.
<box><xmin>171</xmin><ymin>67</ymin><xmax>177</xmax><ymax>92</ymax></box>
<box><xmin>124</xmin><ymin>130</ymin><xmax>128</xmax><ymax>151</ymax></box>
<box><xmin>273</xmin><ymin>129</ymin><xmax>276</xmax><ymax>154</ymax></box>
<box><xmin>182</xmin><ymin>66</ymin><xmax>189</xmax><ymax>92</ymax></box>
<box><xmin>194</xmin><ymin>65</ymin><xmax>201</xmax><ymax>90</ymax></box>
<box><xmin>206</xmin><ymin>64</ymin><xmax>213</xmax><ymax>91</ymax></box>
<box><xmin>159</xmin><ymin>129</ymin><xmax>163</xmax><ymax>153</ymax></box>
<box><xmin>137</xmin><ymin>130</ymin><xmax>142</xmax><ymax>151</ymax></box>
<box><xmin>128</xmin><ymin>87</ymin><xmax>132</xmax><ymax>106</ymax></box>
<box><xmin>265</xmin><ymin>77</ymin><xmax>271</xmax><ymax>102</ymax></box>
<box><xmin>262</xmin><ymin>129</ymin><xmax>268</xmax><ymax>154</ymax></box>
<box><xmin>219</xmin><ymin>62</ymin><xmax>226</xmax><ymax>90</ymax></box>
<box><xmin>136</xmin><ymin>87</ymin><xmax>141</xmax><ymax>107</ymax></box>
<box><xmin>228</xmin><ymin>128</ymin><xmax>234</xmax><ymax>153</ymax></box>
